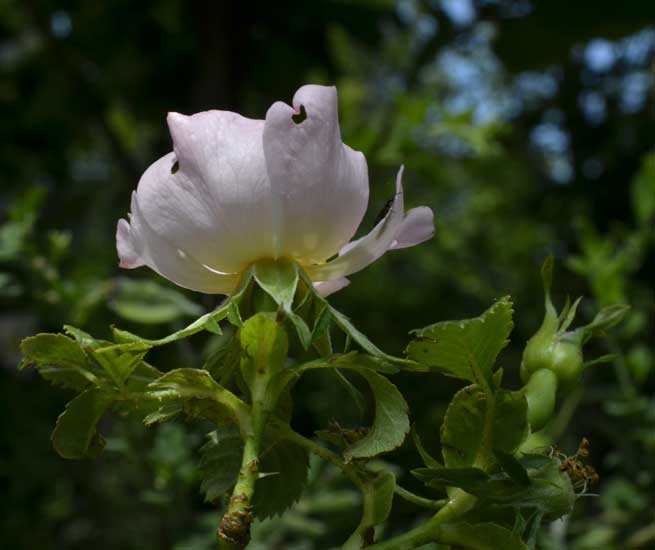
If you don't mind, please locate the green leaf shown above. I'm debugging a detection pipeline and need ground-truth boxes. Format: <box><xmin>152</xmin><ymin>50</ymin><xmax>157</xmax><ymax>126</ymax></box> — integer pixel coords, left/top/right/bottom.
<box><xmin>89</xmin><ymin>342</ymin><xmax>151</xmax><ymax>387</ymax></box>
<box><xmin>441</xmin><ymin>385</ymin><xmax>528</xmax><ymax>469</ymax></box>
<box><xmin>406</xmin><ymin>297</ymin><xmax>514</xmax><ymax>383</ymax></box>
<box><xmin>109</xmin><ymin>278</ymin><xmax>203</xmax><ymax>324</ymax></box>
<box><xmin>343</xmin><ymin>369</ymin><xmax>409</xmax><ymax>460</ymax></box>
<box><xmin>253</xmin><ymin>437</ymin><xmax>309</xmax><ymax>518</ymax></box>
<box><xmin>439</xmin><ymin>522</ymin><xmax>527</xmax><ymax>550</ymax></box>
<box><xmin>143</xmin><ymin>404</ymin><xmax>183</xmax><ymax>426</ymax></box>
<box><xmin>239</xmin><ymin>313</ymin><xmax>288</xmax><ymax>391</ymax></box>
<box><xmin>253</xmin><ymin>259</ymin><xmax>313</xmax><ymax>349</ymax></box>
<box><xmin>494</xmin><ymin>450</ymin><xmax>530</xmax><ymax>486</ymax></box>
<box><xmin>146</xmin><ymin>368</ymin><xmax>246</xmax><ymax>424</ymax></box>
<box><xmin>199</xmin><ymin>425</ymin><xmax>243</xmax><ymax>502</ymax></box>
<box><xmin>20</xmin><ymin>333</ymin><xmax>101</xmax><ymax>390</ymax></box>
<box><xmin>63</xmin><ymin>325</ymin><xmax>108</xmax><ymax>349</ymax></box>
<box><xmin>52</xmin><ymin>389</ymin><xmax>113</xmax><ymax>459</ymax></box>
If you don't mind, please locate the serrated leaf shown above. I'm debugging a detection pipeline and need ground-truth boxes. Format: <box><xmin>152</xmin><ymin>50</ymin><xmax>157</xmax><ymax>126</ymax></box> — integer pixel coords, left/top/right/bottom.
<box><xmin>441</xmin><ymin>386</ymin><xmax>528</xmax><ymax>469</ymax></box>
<box><xmin>439</xmin><ymin>522</ymin><xmax>528</xmax><ymax>550</ymax></box>
<box><xmin>89</xmin><ymin>342</ymin><xmax>151</xmax><ymax>387</ymax></box>
<box><xmin>199</xmin><ymin>425</ymin><xmax>243</xmax><ymax>502</ymax></box>
<box><xmin>407</xmin><ymin>297</ymin><xmax>514</xmax><ymax>383</ymax></box>
<box><xmin>63</xmin><ymin>325</ymin><xmax>108</xmax><ymax>349</ymax></box>
<box><xmin>253</xmin><ymin>437</ymin><xmax>309</xmax><ymax>518</ymax></box>
<box><xmin>146</xmin><ymin>368</ymin><xmax>246</xmax><ymax>424</ymax></box>
<box><xmin>20</xmin><ymin>333</ymin><xmax>101</xmax><ymax>390</ymax></box>
<box><xmin>344</xmin><ymin>369</ymin><xmax>409</xmax><ymax>460</ymax></box>
<box><xmin>52</xmin><ymin>389</ymin><xmax>113</xmax><ymax>459</ymax></box>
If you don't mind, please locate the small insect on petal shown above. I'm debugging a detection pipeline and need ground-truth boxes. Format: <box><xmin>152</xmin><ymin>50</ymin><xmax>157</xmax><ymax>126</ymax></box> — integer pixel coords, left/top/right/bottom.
<box><xmin>171</xmin><ymin>160</ymin><xmax>180</xmax><ymax>174</ymax></box>
<box><xmin>373</xmin><ymin>192</ymin><xmax>403</xmax><ymax>226</ymax></box>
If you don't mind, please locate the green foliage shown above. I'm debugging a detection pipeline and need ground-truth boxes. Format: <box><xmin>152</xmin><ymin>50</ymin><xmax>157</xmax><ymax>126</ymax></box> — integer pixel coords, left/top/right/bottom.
<box><xmin>145</xmin><ymin>368</ymin><xmax>244</xmax><ymax>425</ymax></box>
<box><xmin>89</xmin><ymin>342</ymin><xmax>151</xmax><ymax>387</ymax></box>
<box><xmin>343</xmin><ymin>369</ymin><xmax>409</xmax><ymax>460</ymax></box>
<box><xmin>440</xmin><ymin>385</ymin><xmax>528</xmax><ymax>469</ymax></box>
<box><xmin>199</xmin><ymin>425</ymin><xmax>243</xmax><ymax>503</ymax></box>
<box><xmin>406</xmin><ymin>297</ymin><xmax>514</xmax><ymax>383</ymax></box>
<box><xmin>20</xmin><ymin>333</ymin><xmax>102</xmax><ymax>390</ymax></box>
<box><xmin>253</xmin><ymin>437</ymin><xmax>309</xmax><ymax>518</ymax></box>
<box><xmin>239</xmin><ymin>313</ymin><xmax>288</xmax><ymax>391</ymax></box>
<box><xmin>52</xmin><ymin>389</ymin><xmax>113</xmax><ymax>459</ymax></box>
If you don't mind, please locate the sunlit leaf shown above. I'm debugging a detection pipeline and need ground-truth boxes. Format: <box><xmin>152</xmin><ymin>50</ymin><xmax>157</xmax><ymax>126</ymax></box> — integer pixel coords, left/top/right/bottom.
<box><xmin>407</xmin><ymin>297</ymin><xmax>514</xmax><ymax>383</ymax></box>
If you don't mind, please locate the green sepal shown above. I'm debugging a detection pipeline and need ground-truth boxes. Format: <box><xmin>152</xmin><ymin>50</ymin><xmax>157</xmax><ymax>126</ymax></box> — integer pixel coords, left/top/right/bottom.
<box><xmin>111</xmin><ymin>268</ymin><xmax>253</xmax><ymax>346</ymax></box>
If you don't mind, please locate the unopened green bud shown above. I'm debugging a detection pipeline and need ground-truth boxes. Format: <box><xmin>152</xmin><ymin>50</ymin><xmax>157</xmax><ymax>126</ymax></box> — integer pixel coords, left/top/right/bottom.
<box><xmin>523</xmin><ymin>368</ymin><xmax>558</xmax><ymax>431</ymax></box>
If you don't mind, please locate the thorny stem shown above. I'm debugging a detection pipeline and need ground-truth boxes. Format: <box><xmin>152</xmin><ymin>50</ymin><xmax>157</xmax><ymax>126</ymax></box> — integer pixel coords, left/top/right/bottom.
<box><xmin>217</xmin><ymin>402</ymin><xmax>266</xmax><ymax>550</ymax></box>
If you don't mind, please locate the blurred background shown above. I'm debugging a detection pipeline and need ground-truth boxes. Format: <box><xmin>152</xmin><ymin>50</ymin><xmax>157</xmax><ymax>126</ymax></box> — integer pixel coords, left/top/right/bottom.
<box><xmin>1</xmin><ymin>0</ymin><xmax>653</xmax><ymax>548</ymax></box>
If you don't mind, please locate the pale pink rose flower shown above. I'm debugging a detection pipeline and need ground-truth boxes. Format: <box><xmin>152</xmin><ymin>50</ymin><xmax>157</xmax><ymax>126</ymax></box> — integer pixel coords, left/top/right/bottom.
<box><xmin>116</xmin><ymin>85</ymin><xmax>434</xmax><ymax>297</ymax></box>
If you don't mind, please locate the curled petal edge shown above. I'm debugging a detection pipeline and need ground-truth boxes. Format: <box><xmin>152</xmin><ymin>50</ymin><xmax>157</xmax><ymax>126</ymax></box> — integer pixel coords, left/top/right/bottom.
<box><xmin>306</xmin><ymin>166</ymin><xmax>434</xmax><ymax>282</ymax></box>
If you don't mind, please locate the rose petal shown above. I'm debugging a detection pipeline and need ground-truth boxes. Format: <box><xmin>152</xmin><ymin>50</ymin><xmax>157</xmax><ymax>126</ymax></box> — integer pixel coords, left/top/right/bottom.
<box><xmin>133</xmin><ymin>111</ymin><xmax>275</xmax><ymax>274</ymax></box>
<box><xmin>390</xmin><ymin>206</ymin><xmax>435</xmax><ymax>250</ymax></box>
<box><xmin>307</xmin><ymin>167</ymin><xmax>435</xmax><ymax>281</ymax></box>
<box><xmin>116</xmin><ymin>192</ymin><xmax>238</xmax><ymax>294</ymax></box>
<box><xmin>263</xmin><ymin>85</ymin><xmax>369</xmax><ymax>263</ymax></box>
<box><xmin>313</xmin><ymin>277</ymin><xmax>350</xmax><ymax>297</ymax></box>
<box><xmin>306</xmin><ymin>166</ymin><xmax>408</xmax><ymax>281</ymax></box>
